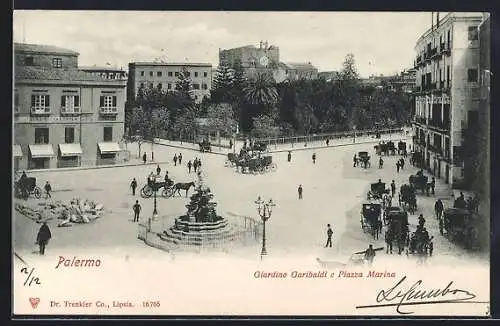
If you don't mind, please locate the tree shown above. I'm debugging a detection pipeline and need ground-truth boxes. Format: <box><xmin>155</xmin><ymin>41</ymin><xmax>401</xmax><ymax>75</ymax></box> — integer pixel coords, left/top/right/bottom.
<box><xmin>174</xmin><ymin>106</ymin><xmax>197</xmax><ymax>143</ymax></box>
<box><xmin>243</xmin><ymin>72</ymin><xmax>279</xmax><ymax>108</ymax></box>
<box><xmin>210</xmin><ymin>63</ymin><xmax>234</xmax><ymax>103</ymax></box>
<box><xmin>339</xmin><ymin>53</ymin><xmax>359</xmax><ymax>81</ymax></box>
<box><xmin>250</xmin><ymin>114</ymin><xmax>279</xmax><ymax>139</ymax></box>
<box><xmin>175</xmin><ymin>66</ymin><xmax>195</xmax><ymax>108</ymax></box>
<box><xmin>206</xmin><ymin>103</ymin><xmax>237</xmax><ymax>136</ymax></box>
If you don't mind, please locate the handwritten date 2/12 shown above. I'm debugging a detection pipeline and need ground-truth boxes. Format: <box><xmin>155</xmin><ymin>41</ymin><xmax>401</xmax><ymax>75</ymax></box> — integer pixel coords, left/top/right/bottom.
<box><xmin>142</xmin><ymin>301</ymin><xmax>161</xmax><ymax>308</ymax></box>
<box><xmin>21</xmin><ymin>267</ymin><xmax>41</xmax><ymax>286</ymax></box>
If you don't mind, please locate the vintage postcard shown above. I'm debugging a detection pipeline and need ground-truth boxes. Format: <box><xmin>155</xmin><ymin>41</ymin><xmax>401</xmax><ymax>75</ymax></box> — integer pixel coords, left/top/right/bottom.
<box><xmin>12</xmin><ymin>11</ymin><xmax>491</xmax><ymax>317</ymax></box>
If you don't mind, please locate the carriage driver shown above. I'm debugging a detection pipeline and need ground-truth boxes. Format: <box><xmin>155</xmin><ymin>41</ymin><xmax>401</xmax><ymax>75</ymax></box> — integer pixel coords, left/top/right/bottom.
<box><xmin>364</xmin><ymin>244</ymin><xmax>376</xmax><ymax>266</ymax></box>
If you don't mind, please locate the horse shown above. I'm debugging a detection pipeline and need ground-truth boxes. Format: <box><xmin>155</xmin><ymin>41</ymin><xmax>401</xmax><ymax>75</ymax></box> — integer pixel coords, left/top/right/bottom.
<box><xmin>385</xmin><ymin>226</ymin><xmax>407</xmax><ymax>255</ymax></box>
<box><xmin>173</xmin><ymin>182</ymin><xmax>196</xmax><ymax>197</ymax></box>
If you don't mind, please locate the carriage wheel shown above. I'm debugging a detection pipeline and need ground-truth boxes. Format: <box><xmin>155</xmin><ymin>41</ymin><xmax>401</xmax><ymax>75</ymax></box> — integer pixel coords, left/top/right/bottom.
<box><xmin>366</xmin><ymin>162</ymin><xmax>371</xmax><ymax>168</ymax></box>
<box><xmin>33</xmin><ymin>187</ymin><xmax>42</xmax><ymax>199</ymax></box>
<box><xmin>271</xmin><ymin>163</ymin><xmax>277</xmax><ymax>172</ymax></box>
<box><xmin>224</xmin><ymin>160</ymin><xmax>230</xmax><ymax>167</ymax></box>
<box><xmin>142</xmin><ymin>185</ymin><xmax>153</xmax><ymax>198</ymax></box>
<box><xmin>162</xmin><ymin>187</ymin><xmax>173</xmax><ymax>198</ymax></box>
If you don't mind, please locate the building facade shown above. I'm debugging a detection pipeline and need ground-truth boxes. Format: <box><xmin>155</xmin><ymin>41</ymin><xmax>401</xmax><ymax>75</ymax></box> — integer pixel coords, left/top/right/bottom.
<box><xmin>412</xmin><ymin>13</ymin><xmax>484</xmax><ymax>187</ymax></box>
<box><xmin>127</xmin><ymin>62</ymin><xmax>212</xmax><ymax>104</ymax></box>
<box><xmin>79</xmin><ymin>66</ymin><xmax>128</xmax><ymax>81</ymax></box>
<box><xmin>13</xmin><ymin>43</ymin><xmax>127</xmax><ymax>170</ymax></box>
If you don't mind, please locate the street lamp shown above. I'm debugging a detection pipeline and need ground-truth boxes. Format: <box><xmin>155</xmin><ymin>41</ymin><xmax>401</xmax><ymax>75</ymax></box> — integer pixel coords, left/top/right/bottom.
<box><xmin>255</xmin><ymin>196</ymin><xmax>276</xmax><ymax>260</ymax></box>
<box><xmin>353</xmin><ymin>125</ymin><xmax>357</xmax><ymax>144</ymax></box>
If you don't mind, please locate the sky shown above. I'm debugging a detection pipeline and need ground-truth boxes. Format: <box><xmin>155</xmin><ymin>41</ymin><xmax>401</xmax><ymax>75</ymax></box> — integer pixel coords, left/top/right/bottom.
<box><xmin>13</xmin><ymin>11</ymin><xmax>451</xmax><ymax>77</ymax></box>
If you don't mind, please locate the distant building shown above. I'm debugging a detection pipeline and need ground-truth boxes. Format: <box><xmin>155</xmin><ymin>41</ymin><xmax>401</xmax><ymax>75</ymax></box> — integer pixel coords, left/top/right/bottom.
<box><xmin>13</xmin><ymin>43</ymin><xmax>127</xmax><ymax>170</ymax></box>
<box><xmin>391</xmin><ymin>69</ymin><xmax>417</xmax><ymax>93</ymax></box>
<box><xmin>127</xmin><ymin>62</ymin><xmax>212</xmax><ymax>103</ymax></box>
<box><xmin>317</xmin><ymin>71</ymin><xmax>340</xmax><ymax>82</ymax></box>
<box><xmin>218</xmin><ymin>41</ymin><xmax>318</xmax><ymax>82</ymax></box>
<box><xmin>79</xmin><ymin>66</ymin><xmax>128</xmax><ymax>81</ymax></box>
<box><xmin>411</xmin><ymin>12</ymin><xmax>484</xmax><ymax>187</ymax></box>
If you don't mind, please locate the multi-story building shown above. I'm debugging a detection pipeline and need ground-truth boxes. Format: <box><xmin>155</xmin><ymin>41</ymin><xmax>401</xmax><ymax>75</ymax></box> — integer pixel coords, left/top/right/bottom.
<box><xmin>219</xmin><ymin>41</ymin><xmax>318</xmax><ymax>82</ymax></box>
<box><xmin>127</xmin><ymin>62</ymin><xmax>212</xmax><ymax>104</ymax></box>
<box><xmin>412</xmin><ymin>12</ymin><xmax>484</xmax><ymax>187</ymax></box>
<box><xmin>392</xmin><ymin>69</ymin><xmax>417</xmax><ymax>93</ymax></box>
<box><xmin>318</xmin><ymin>71</ymin><xmax>340</xmax><ymax>82</ymax></box>
<box><xmin>79</xmin><ymin>65</ymin><xmax>128</xmax><ymax>81</ymax></box>
<box><xmin>13</xmin><ymin>43</ymin><xmax>127</xmax><ymax>170</ymax></box>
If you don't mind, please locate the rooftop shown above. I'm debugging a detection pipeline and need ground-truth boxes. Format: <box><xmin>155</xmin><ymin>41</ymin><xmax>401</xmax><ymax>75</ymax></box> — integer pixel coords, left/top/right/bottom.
<box><xmin>130</xmin><ymin>62</ymin><xmax>212</xmax><ymax>67</ymax></box>
<box><xmin>14</xmin><ymin>42</ymin><xmax>79</xmax><ymax>56</ymax></box>
<box><xmin>15</xmin><ymin>66</ymin><xmax>125</xmax><ymax>83</ymax></box>
<box><xmin>284</xmin><ymin>62</ymin><xmax>317</xmax><ymax>70</ymax></box>
<box><xmin>79</xmin><ymin>66</ymin><xmax>127</xmax><ymax>72</ymax></box>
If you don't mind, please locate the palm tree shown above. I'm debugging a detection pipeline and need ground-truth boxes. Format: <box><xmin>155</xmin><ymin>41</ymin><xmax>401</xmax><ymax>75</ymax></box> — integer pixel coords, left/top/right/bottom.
<box><xmin>243</xmin><ymin>72</ymin><xmax>279</xmax><ymax>108</ymax></box>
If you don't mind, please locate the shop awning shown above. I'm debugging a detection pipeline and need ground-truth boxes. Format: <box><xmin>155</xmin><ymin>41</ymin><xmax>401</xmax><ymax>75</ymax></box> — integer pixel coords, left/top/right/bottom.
<box><xmin>98</xmin><ymin>142</ymin><xmax>121</xmax><ymax>153</ymax></box>
<box><xmin>59</xmin><ymin>143</ymin><xmax>83</xmax><ymax>157</ymax></box>
<box><xmin>29</xmin><ymin>144</ymin><xmax>55</xmax><ymax>158</ymax></box>
<box><xmin>13</xmin><ymin>145</ymin><xmax>23</xmax><ymax>157</ymax></box>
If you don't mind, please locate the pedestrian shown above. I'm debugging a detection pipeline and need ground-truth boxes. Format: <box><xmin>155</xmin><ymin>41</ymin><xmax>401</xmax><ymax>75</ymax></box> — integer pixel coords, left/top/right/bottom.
<box><xmin>326</xmin><ymin>138</ymin><xmax>330</xmax><ymax>146</ymax></box>
<box><xmin>36</xmin><ymin>221</ymin><xmax>51</xmax><ymax>255</ymax></box>
<box><xmin>287</xmin><ymin>151</ymin><xmax>292</xmax><ymax>162</ymax></box>
<box><xmin>379</xmin><ymin>157</ymin><xmax>384</xmax><ymax>169</ymax></box>
<box><xmin>418</xmin><ymin>214</ymin><xmax>425</xmax><ymax>227</ymax></box>
<box><xmin>298</xmin><ymin>184</ymin><xmax>303</xmax><ymax>199</ymax></box>
<box><xmin>19</xmin><ymin>170</ymin><xmax>28</xmax><ymax>199</ymax></box>
<box><xmin>435</xmin><ymin>199</ymin><xmax>444</xmax><ymax>220</ymax></box>
<box><xmin>197</xmin><ymin>158</ymin><xmax>202</xmax><ymax>169</ymax></box>
<box><xmin>390</xmin><ymin>180</ymin><xmax>396</xmax><ymax>197</ymax></box>
<box><xmin>396</xmin><ymin>161</ymin><xmax>400</xmax><ymax>173</ymax></box>
<box><xmin>156</xmin><ymin>165</ymin><xmax>161</xmax><ymax>175</ymax></box>
<box><xmin>429</xmin><ymin>241</ymin><xmax>434</xmax><ymax>256</ymax></box>
<box><xmin>178</xmin><ymin>153</ymin><xmax>183</xmax><ymax>165</ymax></box>
<box><xmin>187</xmin><ymin>160</ymin><xmax>192</xmax><ymax>173</ymax></box>
<box><xmin>229</xmin><ymin>139</ymin><xmax>233</xmax><ymax>149</ymax></box>
<box><xmin>364</xmin><ymin>244</ymin><xmax>376</xmax><ymax>266</ymax></box>
<box><xmin>312</xmin><ymin>153</ymin><xmax>316</xmax><ymax>164</ymax></box>
<box><xmin>173</xmin><ymin>154</ymin><xmax>178</xmax><ymax>166</ymax></box>
<box><xmin>142</xmin><ymin>152</ymin><xmax>147</xmax><ymax>164</ymax></box>
<box><xmin>130</xmin><ymin>178</ymin><xmax>137</xmax><ymax>196</ymax></box>
<box><xmin>353</xmin><ymin>154</ymin><xmax>357</xmax><ymax>167</ymax></box>
<box><xmin>325</xmin><ymin>224</ymin><xmax>333</xmax><ymax>247</ymax></box>
<box><xmin>133</xmin><ymin>200</ymin><xmax>141</xmax><ymax>222</ymax></box>
<box><xmin>439</xmin><ymin>218</ymin><xmax>444</xmax><ymax>235</ymax></box>
<box><xmin>430</xmin><ymin>177</ymin><xmax>436</xmax><ymax>195</ymax></box>
<box><xmin>400</xmin><ymin>158</ymin><xmax>405</xmax><ymax>170</ymax></box>
<box><xmin>44</xmin><ymin>181</ymin><xmax>52</xmax><ymax>199</ymax></box>
<box><xmin>193</xmin><ymin>159</ymin><xmax>198</xmax><ymax>172</ymax></box>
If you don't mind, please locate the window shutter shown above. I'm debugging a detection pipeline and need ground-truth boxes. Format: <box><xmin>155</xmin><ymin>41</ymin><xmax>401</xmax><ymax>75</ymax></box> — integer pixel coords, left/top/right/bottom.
<box><xmin>61</xmin><ymin>96</ymin><xmax>66</xmax><ymax>107</ymax></box>
<box><xmin>45</xmin><ymin>95</ymin><xmax>50</xmax><ymax>106</ymax></box>
<box><xmin>112</xmin><ymin>96</ymin><xmax>117</xmax><ymax>107</ymax></box>
<box><xmin>74</xmin><ymin>96</ymin><xmax>80</xmax><ymax>107</ymax></box>
<box><xmin>31</xmin><ymin>95</ymin><xmax>36</xmax><ymax>107</ymax></box>
<box><xmin>100</xmin><ymin>96</ymin><xmax>105</xmax><ymax>107</ymax></box>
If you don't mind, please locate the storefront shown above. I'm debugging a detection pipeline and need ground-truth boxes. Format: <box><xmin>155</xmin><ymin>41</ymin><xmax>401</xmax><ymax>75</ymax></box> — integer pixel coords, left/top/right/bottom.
<box><xmin>13</xmin><ymin>145</ymin><xmax>23</xmax><ymax>171</ymax></box>
<box><xmin>97</xmin><ymin>142</ymin><xmax>121</xmax><ymax>165</ymax></box>
<box><xmin>28</xmin><ymin>144</ymin><xmax>55</xmax><ymax>169</ymax></box>
<box><xmin>58</xmin><ymin>143</ymin><xmax>83</xmax><ymax>168</ymax></box>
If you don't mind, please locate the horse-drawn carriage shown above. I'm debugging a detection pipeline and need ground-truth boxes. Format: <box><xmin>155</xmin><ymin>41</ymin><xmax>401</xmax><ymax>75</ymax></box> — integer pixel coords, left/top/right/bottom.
<box><xmin>409</xmin><ymin>173</ymin><xmax>428</xmax><ymax>194</ymax></box>
<box><xmin>397</xmin><ymin>141</ymin><xmax>407</xmax><ymax>155</ymax></box>
<box><xmin>358</xmin><ymin>151</ymin><xmax>371</xmax><ymax>168</ymax></box>
<box><xmin>443</xmin><ymin>208</ymin><xmax>487</xmax><ymax>250</ymax></box>
<box><xmin>360</xmin><ymin>203</ymin><xmax>382</xmax><ymax>239</ymax></box>
<box><xmin>15</xmin><ymin>177</ymin><xmax>42</xmax><ymax>199</ymax></box>
<box><xmin>237</xmin><ymin>155</ymin><xmax>276</xmax><ymax>174</ymax></box>
<box><xmin>399</xmin><ymin>184</ymin><xmax>417</xmax><ymax>213</ymax></box>
<box><xmin>141</xmin><ymin>176</ymin><xmax>174</xmax><ymax>198</ymax></box>
<box><xmin>407</xmin><ymin>227</ymin><xmax>433</xmax><ymax>258</ymax></box>
<box><xmin>367</xmin><ymin>181</ymin><xmax>388</xmax><ymax>200</ymax></box>
<box><xmin>198</xmin><ymin>139</ymin><xmax>211</xmax><ymax>153</ymax></box>
<box><xmin>385</xmin><ymin>209</ymin><xmax>409</xmax><ymax>255</ymax></box>
<box><xmin>248</xmin><ymin>141</ymin><xmax>268</xmax><ymax>152</ymax></box>
<box><xmin>374</xmin><ymin>141</ymin><xmax>396</xmax><ymax>156</ymax></box>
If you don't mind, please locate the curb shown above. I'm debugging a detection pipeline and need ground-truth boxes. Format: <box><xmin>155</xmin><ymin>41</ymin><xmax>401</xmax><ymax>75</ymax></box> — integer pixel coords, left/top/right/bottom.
<box><xmin>23</xmin><ymin>160</ymin><xmax>174</xmax><ymax>174</ymax></box>
<box><xmin>154</xmin><ymin>141</ymin><xmax>228</xmax><ymax>156</ymax></box>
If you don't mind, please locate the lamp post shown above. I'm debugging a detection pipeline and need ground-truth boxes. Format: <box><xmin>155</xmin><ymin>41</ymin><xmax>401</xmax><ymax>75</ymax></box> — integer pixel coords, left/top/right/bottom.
<box><xmin>255</xmin><ymin>196</ymin><xmax>276</xmax><ymax>260</ymax></box>
<box><xmin>353</xmin><ymin>125</ymin><xmax>357</xmax><ymax>144</ymax></box>
<box><xmin>152</xmin><ymin>186</ymin><xmax>158</xmax><ymax>219</ymax></box>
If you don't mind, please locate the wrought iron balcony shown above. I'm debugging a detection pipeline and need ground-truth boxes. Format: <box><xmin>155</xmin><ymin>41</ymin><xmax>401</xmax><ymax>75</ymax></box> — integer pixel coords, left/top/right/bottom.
<box><xmin>61</xmin><ymin>106</ymin><xmax>81</xmax><ymax>115</ymax></box>
<box><xmin>99</xmin><ymin>107</ymin><xmax>118</xmax><ymax>115</ymax></box>
<box><xmin>30</xmin><ymin>107</ymin><xmax>51</xmax><ymax>115</ymax></box>
<box><xmin>414</xmin><ymin>116</ymin><xmax>426</xmax><ymax>125</ymax></box>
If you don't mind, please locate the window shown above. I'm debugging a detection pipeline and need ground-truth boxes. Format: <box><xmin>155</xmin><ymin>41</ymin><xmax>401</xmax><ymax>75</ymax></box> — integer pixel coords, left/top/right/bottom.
<box><xmin>467</xmin><ymin>68</ymin><xmax>478</xmax><ymax>83</ymax></box>
<box><xmin>175</xmin><ymin>72</ymin><xmax>179</xmax><ymax>77</ymax></box>
<box><xmin>446</xmin><ymin>66</ymin><xmax>450</xmax><ymax>82</ymax></box>
<box><xmin>140</xmin><ymin>82</ymin><xmax>145</xmax><ymax>88</ymax></box>
<box><xmin>31</xmin><ymin>94</ymin><xmax>50</xmax><ymax>113</ymax></box>
<box><xmin>194</xmin><ymin>72</ymin><xmax>198</xmax><ymax>77</ymax></box>
<box><xmin>52</xmin><ymin>58</ymin><xmax>62</xmax><ymax>68</ymax></box>
<box><xmin>61</xmin><ymin>95</ymin><xmax>80</xmax><ymax>113</ymax></box>
<box><xmin>168</xmin><ymin>71</ymin><xmax>173</xmax><ymax>77</ymax></box>
<box><xmin>186</xmin><ymin>71</ymin><xmax>191</xmax><ymax>77</ymax></box>
<box><xmin>167</xmin><ymin>83</ymin><xmax>172</xmax><ymax>89</ymax></box>
<box><xmin>14</xmin><ymin>91</ymin><xmax>19</xmax><ymax>113</ymax></box>
<box><xmin>204</xmin><ymin>72</ymin><xmax>208</xmax><ymax>77</ymax></box>
<box><xmin>202</xmin><ymin>83</ymin><xmax>208</xmax><ymax>90</ymax></box>
<box><xmin>468</xmin><ymin>26</ymin><xmax>478</xmax><ymax>41</ymax></box>
<box><xmin>24</xmin><ymin>56</ymin><xmax>34</xmax><ymax>66</ymax></box>
<box><xmin>65</xmin><ymin>127</ymin><xmax>75</xmax><ymax>143</ymax></box>
<box><xmin>447</xmin><ymin>30</ymin><xmax>451</xmax><ymax>46</ymax></box>
<box><xmin>149</xmin><ymin>82</ymin><xmax>154</xmax><ymax>89</ymax></box>
<box><xmin>149</xmin><ymin>71</ymin><xmax>154</xmax><ymax>77</ymax></box>
<box><xmin>34</xmin><ymin>128</ymin><xmax>49</xmax><ymax>144</ymax></box>
<box><xmin>193</xmin><ymin>83</ymin><xmax>200</xmax><ymax>90</ymax></box>
<box><xmin>140</xmin><ymin>71</ymin><xmax>145</xmax><ymax>76</ymax></box>
<box><xmin>99</xmin><ymin>95</ymin><xmax>117</xmax><ymax>114</ymax></box>
<box><xmin>157</xmin><ymin>71</ymin><xmax>162</xmax><ymax>77</ymax></box>
<box><xmin>103</xmin><ymin>127</ymin><xmax>113</xmax><ymax>142</ymax></box>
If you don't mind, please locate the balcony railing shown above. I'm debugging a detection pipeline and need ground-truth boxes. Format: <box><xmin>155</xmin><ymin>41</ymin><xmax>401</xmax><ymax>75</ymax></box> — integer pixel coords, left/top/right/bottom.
<box><xmin>430</xmin><ymin>48</ymin><xmax>438</xmax><ymax>58</ymax></box>
<box><xmin>414</xmin><ymin>116</ymin><xmax>426</xmax><ymax>124</ymax></box>
<box><xmin>428</xmin><ymin>119</ymin><xmax>451</xmax><ymax>131</ymax></box>
<box><xmin>61</xmin><ymin>106</ymin><xmax>81</xmax><ymax>115</ymax></box>
<box><xmin>439</xmin><ymin>43</ymin><xmax>446</xmax><ymax>53</ymax></box>
<box><xmin>443</xmin><ymin>43</ymin><xmax>451</xmax><ymax>55</ymax></box>
<box><xmin>30</xmin><ymin>107</ymin><xmax>51</xmax><ymax>115</ymax></box>
<box><xmin>428</xmin><ymin>144</ymin><xmax>443</xmax><ymax>155</ymax></box>
<box><xmin>100</xmin><ymin>107</ymin><xmax>118</xmax><ymax>115</ymax></box>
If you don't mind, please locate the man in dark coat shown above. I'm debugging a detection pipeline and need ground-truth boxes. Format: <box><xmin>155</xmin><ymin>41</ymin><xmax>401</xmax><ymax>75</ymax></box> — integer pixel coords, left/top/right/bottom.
<box><xmin>19</xmin><ymin>171</ymin><xmax>28</xmax><ymax>199</ymax></box>
<box><xmin>390</xmin><ymin>180</ymin><xmax>396</xmax><ymax>197</ymax></box>
<box><xmin>298</xmin><ymin>184</ymin><xmax>303</xmax><ymax>199</ymax></box>
<box><xmin>353</xmin><ymin>154</ymin><xmax>357</xmax><ymax>167</ymax></box>
<box><xmin>187</xmin><ymin>160</ymin><xmax>193</xmax><ymax>173</ymax></box>
<box><xmin>379</xmin><ymin>157</ymin><xmax>384</xmax><ymax>169</ymax></box>
<box><xmin>44</xmin><ymin>181</ymin><xmax>52</xmax><ymax>199</ymax></box>
<box><xmin>312</xmin><ymin>153</ymin><xmax>316</xmax><ymax>164</ymax></box>
<box><xmin>173</xmin><ymin>154</ymin><xmax>178</xmax><ymax>166</ymax></box>
<box><xmin>36</xmin><ymin>222</ymin><xmax>51</xmax><ymax>255</ymax></box>
<box><xmin>130</xmin><ymin>178</ymin><xmax>137</xmax><ymax>196</ymax></box>
<box><xmin>178</xmin><ymin>153</ymin><xmax>183</xmax><ymax>165</ymax></box>
<box><xmin>133</xmin><ymin>200</ymin><xmax>141</xmax><ymax>222</ymax></box>
<box><xmin>156</xmin><ymin>165</ymin><xmax>161</xmax><ymax>175</ymax></box>
<box><xmin>434</xmin><ymin>199</ymin><xmax>444</xmax><ymax>220</ymax></box>
<box><xmin>364</xmin><ymin>244</ymin><xmax>376</xmax><ymax>266</ymax></box>
<box><xmin>142</xmin><ymin>153</ymin><xmax>147</xmax><ymax>164</ymax></box>
<box><xmin>325</xmin><ymin>224</ymin><xmax>333</xmax><ymax>247</ymax></box>
<box><xmin>287</xmin><ymin>151</ymin><xmax>292</xmax><ymax>162</ymax></box>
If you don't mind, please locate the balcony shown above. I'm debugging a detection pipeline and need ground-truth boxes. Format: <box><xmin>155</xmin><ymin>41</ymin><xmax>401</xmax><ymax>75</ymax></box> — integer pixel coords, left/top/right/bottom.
<box><xmin>428</xmin><ymin>144</ymin><xmax>443</xmax><ymax>155</ymax></box>
<box><xmin>30</xmin><ymin>107</ymin><xmax>51</xmax><ymax>115</ymax></box>
<box><xmin>439</xmin><ymin>43</ymin><xmax>446</xmax><ymax>53</ymax></box>
<box><xmin>428</xmin><ymin>119</ymin><xmax>450</xmax><ymax>131</ymax></box>
<box><xmin>424</xmin><ymin>52</ymin><xmax>431</xmax><ymax>63</ymax></box>
<box><xmin>61</xmin><ymin>106</ymin><xmax>81</xmax><ymax>115</ymax></box>
<box><xmin>430</xmin><ymin>48</ymin><xmax>439</xmax><ymax>59</ymax></box>
<box><xmin>443</xmin><ymin>43</ymin><xmax>451</xmax><ymax>55</ymax></box>
<box><xmin>100</xmin><ymin>107</ymin><xmax>118</xmax><ymax>115</ymax></box>
<box><xmin>414</xmin><ymin>116</ymin><xmax>426</xmax><ymax>125</ymax></box>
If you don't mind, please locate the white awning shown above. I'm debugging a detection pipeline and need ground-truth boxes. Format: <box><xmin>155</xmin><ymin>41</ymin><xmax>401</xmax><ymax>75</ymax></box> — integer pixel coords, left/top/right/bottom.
<box><xmin>59</xmin><ymin>143</ymin><xmax>83</xmax><ymax>157</ymax></box>
<box><xmin>13</xmin><ymin>145</ymin><xmax>23</xmax><ymax>157</ymax></box>
<box><xmin>98</xmin><ymin>142</ymin><xmax>121</xmax><ymax>153</ymax></box>
<box><xmin>29</xmin><ymin>144</ymin><xmax>55</xmax><ymax>158</ymax></box>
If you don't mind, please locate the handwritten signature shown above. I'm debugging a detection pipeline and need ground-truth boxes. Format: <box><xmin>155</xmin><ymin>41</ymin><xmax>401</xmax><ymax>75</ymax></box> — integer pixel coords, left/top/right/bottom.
<box><xmin>356</xmin><ymin>276</ymin><xmax>487</xmax><ymax>314</ymax></box>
